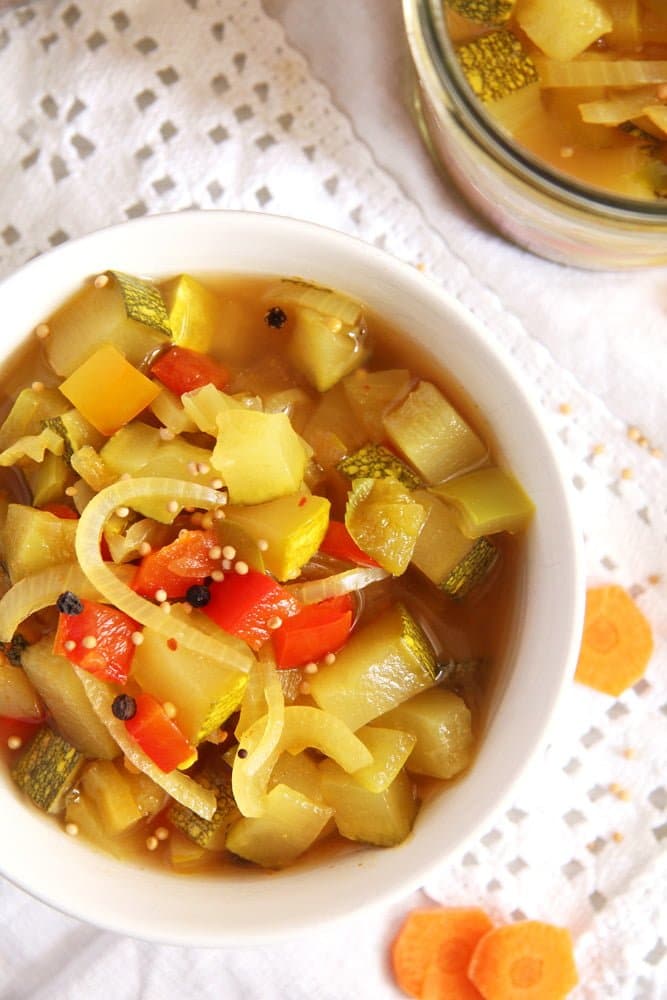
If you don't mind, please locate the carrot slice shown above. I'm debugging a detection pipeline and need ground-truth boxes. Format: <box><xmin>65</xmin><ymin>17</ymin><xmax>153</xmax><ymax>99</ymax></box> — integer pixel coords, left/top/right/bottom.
<box><xmin>575</xmin><ymin>584</ymin><xmax>653</xmax><ymax>696</ymax></box>
<box><xmin>468</xmin><ymin>920</ymin><xmax>578</xmax><ymax>1000</ymax></box>
<box><xmin>391</xmin><ymin>907</ymin><xmax>492</xmax><ymax>998</ymax></box>
<box><xmin>421</xmin><ymin>909</ymin><xmax>493</xmax><ymax>1000</ymax></box>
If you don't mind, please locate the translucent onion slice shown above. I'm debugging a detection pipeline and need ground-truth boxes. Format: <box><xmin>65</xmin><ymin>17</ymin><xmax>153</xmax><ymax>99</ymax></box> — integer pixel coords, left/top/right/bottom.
<box><xmin>232</xmin><ymin>704</ymin><xmax>373</xmax><ymax>818</ymax></box>
<box><xmin>75</xmin><ymin>477</ymin><xmax>252</xmax><ymax>672</ymax></box>
<box><xmin>74</xmin><ymin>667</ymin><xmax>216</xmax><ymax>820</ymax></box>
<box><xmin>578</xmin><ymin>87</ymin><xmax>659</xmax><ymax>125</ymax></box>
<box><xmin>0</xmin><ymin>562</ymin><xmax>135</xmax><ymax>642</ymax></box>
<box><xmin>286</xmin><ymin>565</ymin><xmax>388</xmax><ymax>605</ymax></box>
<box><xmin>536</xmin><ymin>57</ymin><xmax>667</xmax><ymax>89</ymax></box>
<box><xmin>263</xmin><ymin>279</ymin><xmax>362</xmax><ymax>328</ymax></box>
<box><xmin>232</xmin><ymin>649</ymin><xmax>285</xmax><ymax>818</ymax></box>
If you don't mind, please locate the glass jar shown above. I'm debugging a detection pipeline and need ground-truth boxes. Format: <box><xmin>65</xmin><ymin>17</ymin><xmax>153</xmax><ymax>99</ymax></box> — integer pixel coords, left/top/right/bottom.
<box><xmin>402</xmin><ymin>0</ymin><xmax>667</xmax><ymax>269</ymax></box>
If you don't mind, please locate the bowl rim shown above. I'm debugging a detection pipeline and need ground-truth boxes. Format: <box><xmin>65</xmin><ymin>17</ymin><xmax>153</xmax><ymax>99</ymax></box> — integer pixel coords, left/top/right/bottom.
<box><xmin>0</xmin><ymin>210</ymin><xmax>586</xmax><ymax>946</ymax></box>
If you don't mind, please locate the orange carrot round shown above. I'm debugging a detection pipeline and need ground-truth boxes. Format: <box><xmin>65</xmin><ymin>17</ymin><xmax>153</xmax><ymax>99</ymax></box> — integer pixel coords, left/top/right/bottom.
<box><xmin>391</xmin><ymin>907</ymin><xmax>493</xmax><ymax>998</ymax></box>
<box><xmin>575</xmin><ymin>584</ymin><xmax>653</xmax><ymax>696</ymax></box>
<box><xmin>468</xmin><ymin>920</ymin><xmax>578</xmax><ymax>1000</ymax></box>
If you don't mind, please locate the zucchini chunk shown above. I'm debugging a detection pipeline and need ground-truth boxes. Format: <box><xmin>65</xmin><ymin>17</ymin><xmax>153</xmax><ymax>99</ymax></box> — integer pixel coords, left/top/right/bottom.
<box><xmin>319</xmin><ymin>761</ymin><xmax>417</xmax><ymax>847</ymax></box>
<box><xmin>515</xmin><ymin>0</ymin><xmax>612</xmax><ymax>62</ymax></box>
<box><xmin>0</xmin><ymin>656</ymin><xmax>43</xmax><ymax>721</ymax></box>
<box><xmin>352</xmin><ymin>726</ymin><xmax>417</xmax><ymax>794</ymax></box>
<box><xmin>3</xmin><ymin>504</ymin><xmax>77</xmax><ymax>583</ymax></box>
<box><xmin>309</xmin><ymin>603</ymin><xmax>436</xmax><ymax>730</ymax></box>
<box><xmin>226</xmin><ymin>783</ymin><xmax>333</xmax><ymax>868</ymax></box>
<box><xmin>0</xmin><ymin>387</ymin><xmax>67</xmax><ymax>452</ymax></box>
<box><xmin>455</xmin><ymin>29</ymin><xmax>538</xmax><ymax>104</ymax></box>
<box><xmin>342</xmin><ymin>368</ymin><xmax>412</xmax><ymax>441</ymax></box>
<box><xmin>410</xmin><ymin>489</ymin><xmax>498</xmax><ymax>598</ymax></box>
<box><xmin>21</xmin><ymin>638</ymin><xmax>119</xmax><ymax>759</ymax></box>
<box><xmin>161</xmin><ymin>273</ymin><xmax>220</xmax><ymax>353</ymax></box>
<box><xmin>79</xmin><ymin>759</ymin><xmax>143</xmax><ymax>836</ymax></box>
<box><xmin>130</xmin><ymin>625</ymin><xmax>248</xmax><ymax>744</ymax></box>
<box><xmin>225</xmin><ymin>491</ymin><xmax>330</xmax><ymax>581</ymax></box>
<box><xmin>42</xmin><ymin>409</ymin><xmax>105</xmax><ymax>463</ymax></box>
<box><xmin>383</xmin><ymin>381</ymin><xmax>487</xmax><ymax>485</ymax></box>
<box><xmin>45</xmin><ymin>271</ymin><xmax>170</xmax><ymax>377</ymax></box>
<box><xmin>169</xmin><ymin>763</ymin><xmax>239</xmax><ymax>849</ymax></box>
<box><xmin>431</xmin><ymin>466</ymin><xmax>535</xmax><ymax>537</ymax></box>
<box><xmin>24</xmin><ymin>453</ymin><xmax>71</xmax><ymax>507</ymax></box>
<box><xmin>211</xmin><ymin>410</ymin><xmax>307</xmax><ymax>506</ymax></box>
<box><xmin>377</xmin><ymin>688</ymin><xmax>474</xmax><ymax>780</ymax></box>
<box><xmin>344</xmin><ymin>477</ymin><xmax>426</xmax><ymax>575</ymax></box>
<box><xmin>337</xmin><ymin>443</ymin><xmax>422</xmax><ymax>490</ymax></box>
<box><xmin>301</xmin><ymin>383</ymin><xmax>367</xmax><ymax>469</ymax></box>
<box><xmin>12</xmin><ymin>726</ymin><xmax>84</xmax><ymax>813</ymax></box>
<box><xmin>447</xmin><ymin>0</ymin><xmax>516</xmax><ymax>25</ymax></box>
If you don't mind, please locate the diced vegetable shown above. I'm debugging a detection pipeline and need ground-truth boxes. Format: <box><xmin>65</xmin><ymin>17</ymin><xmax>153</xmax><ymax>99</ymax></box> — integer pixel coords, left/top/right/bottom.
<box><xmin>0</xmin><ymin>427</ymin><xmax>64</xmax><ymax>468</ymax></box>
<box><xmin>24</xmin><ymin>452</ymin><xmax>70</xmax><ymax>507</ymax></box>
<box><xmin>410</xmin><ymin>489</ymin><xmax>498</xmax><ymax>597</ymax></box>
<box><xmin>377</xmin><ymin>688</ymin><xmax>473</xmax><ymax>780</ymax></box>
<box><xmin>225</xmin><ymin>491</ymin><xmax>330</xmax><ymax>581</ymax></box>
<box><xmin>130</xmin><ymin>624</ymin><xmax>248</xmax><ymax>743</ymax></box>
<box><xmin>309</xmin><ymin>603</ymin><xmax>436</xmax><ymax>730</ymax></box>
<box><xmin>337</xmin><ymin>442</ymin><xmax>422</xmax><ymax>489</ymax></box>
<box><xmin>353</xmin><ymin>726</ymin><xmax>417</xmax><ymax>793</ymax></box>
<box><xmin>103</xmin><ymin>517</ymin><xmax>172</xmax><ymax>565</ymax></box>
<box><xmin>342</xmin><ymin>368</ymin><xmax>413</xmax><ymax>440</ymax></box>
<box><xmin>318</xmin><ymin>520</ymin><xmax>381</xmax><ymax>567</ymax></box>
<box><xmin>44</xmin><ymin>272</ymin><xmax>170</xmax><ymax>377</ymax></box>
<box><xmin>132</xmin><ymin>529</ymin><xmax>221</xmax><ymax>599</ymax></box>
<box><xmin>11</xmin><ymin>726</ymin><xmax>84</xmax><ymax>813</ymax></box>
<box><xmin>42</xmin><ymin>408</ymin><xmax>105</xmax><ymax>460</ymax></box>
<box><xmin>447</xmin><ymin>0</ymin><xmax>516</xmax><ymax>23</ymax></box>
<box><xmin>53</xmin><ymin>598</ymin><xmax>138</xmax><ymax>684</ymax></box>
<box><xmin>125</xmin><ymin>692</ymin><xmax>197</xmax><ymax>773</ymax></box>
<box><xmin>79</xmin><ymin>759</ymin><xmax>143</xmax><ymax>835</ymax></box>
<box><xmin>202</xmin><ymin>569</ymin><xmax>301</xmax><ymax>651</ymax></box>
<box><xmin>60</xmin><ymin>344</ymin><xmax>161</xmax><ymax>437</ymax></box>
<box><xmin>515</xmin><ymin>0</ymin><xmax>612</xmax><ymax>62</ymax></box>
<box><xmin>431</xmin><ymin>466</ymin><xmax>534</xmax><ymax>537</ymax></box>
<box><xmin>3</xmin><ymin>504</ymin><xmax>77</xmax><ymax>583</ymax></box>
<box><xmin>226</xmin><ymin>783</ymin><xmax>333</xmax><ymax>868</ymax></box>
<box><xmin>270</xmin><ymin>750</ymin><xmax>324</xmax><ymax>803</ymax></box>
<box><xmin>0</xmin><ymin>656</ymin><xmax>43</xmax><ymax>721</ymax></box>
<box><xmin>168</xmin><ymin>763</ymin><xmax>239</xmax><ymax>849</ymax></box>
<box><xmin>161</xmin><ymin>273</ymin><xmax>221</xmax><ymax>353</ymax></box>
<box><xmin>70</xmin><ymin>446</ymin><xmax>116</xmax><ymax>493</ymax></box>
<box><xmin>301</xmin><ymin>383</ymin><xmax>367</xmax><ymax>468</ymax></box>
<box><xmin>149</xmin><ymin>386</ymin><xmax>198</xmax><ymax>435</ymax></box>
<box><xmin>535</xmin><ymin>57</ymin><xmax>667</xmax><ymax>89</ymax></box>
<box><xmin>21</xmin><ymin>638</ymin><xmax>119</xmax><ymax>758</ymax></box>
<box><xmin>181</xmin><ymin>384</ymin><xmax>242</xmax><ymax>436</ymax></box>
<box><xmin>0</xmin><ymin>386</ymin><xmax>67</xmax><ymax>452</ymax></box>
<box><xmin>272</xmin><ymin>595</ymin><xmax>354</xmax><ymax>668</ymax></box>
<box><xmin>384</xmin><ymin>381</ymin><xmax>487</xmax><ymax>485</ymax></box>
<box><xmin>150</xmin><ymin>345</ymin><xmax>229</xmax><ymax>396</ymax></box>
<box><xmin>319</xmin><ymin>760</ymin><xmax>417</xmax><ymax>847</ymax></box>
<box><xmin>168</xmin><ymin>830</ymin><xmax>207</xmax><ymax>869</ymax></box>
<box><xmin>212</xmin><ymin>410</ymin><xmax>307</xmax><ymax>505</ymax></box>
<box><xmin>455</xmin><ymin>29</ymin><xmax>538</xmax><ymax>104</ymax></box>
<box><xmin>345</xmin><ymin>477</ymin><xmax>426</xmax><ymax>575</ymax></box>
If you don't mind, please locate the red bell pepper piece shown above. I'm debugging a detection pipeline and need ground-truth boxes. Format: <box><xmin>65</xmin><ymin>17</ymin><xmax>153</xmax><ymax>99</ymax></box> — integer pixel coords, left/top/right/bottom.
<box><xmin>124</xmin><ymin>693</ymin><xmax>195</xmax><ymax>773</ymax></box>
<box><xmin>0</xmin><ymin>716</ymin><xmax>44</xmax><ymax>744</ymax></box>
<box><xmin>319</xmin><ymin>520</ymin><xmax>380</xmax><ymax>568</ymax></box>
<box><xmin>133</xmin><ymin>529</ymin><xmax>221</xmax><ymax>599</ymax></box>
<box><xmin>39</xmin><ymin>503</ymin><xmax>79</xmax><ymax>520</ymax></box>
<box><xmin>53</xmin><ymin>599</ymin><xmax>138</xmax><ymax>684</ymax></box>
<box><xmin>202</xmin><ymin>569</ymin><xmax>301</xmax><ymax>651</ymax></box>
<box><xmin>150</xmin><ymin>346</ymin><xmax>229</xmax><ymax>396</ymax></box>
<box><xmin>272</xmin><ymin>594</ymin><xmax>354</xmax><ymax>668</ymax></box>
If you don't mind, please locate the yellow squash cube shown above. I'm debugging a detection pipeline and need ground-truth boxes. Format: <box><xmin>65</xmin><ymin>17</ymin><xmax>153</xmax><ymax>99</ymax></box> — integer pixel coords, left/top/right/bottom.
<box><xmin>60</xmin><ymin>344</ymin><xmax>160</xmax><ymax>436</ymax></box>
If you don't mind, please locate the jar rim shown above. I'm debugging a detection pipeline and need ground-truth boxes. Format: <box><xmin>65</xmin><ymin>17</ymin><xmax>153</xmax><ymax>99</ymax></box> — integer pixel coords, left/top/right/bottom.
<box><xmin>408</xmin><ymin>0</ymin><xmax>667</xmax><ymax>224</ymax></box>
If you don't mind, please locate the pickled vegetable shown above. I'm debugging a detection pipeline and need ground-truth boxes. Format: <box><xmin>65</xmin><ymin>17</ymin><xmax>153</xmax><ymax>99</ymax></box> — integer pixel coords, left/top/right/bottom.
<box><xmin>319</xmin><ymin>761</ymin><xmax>417</xmax><ymax>847</ymax></box>
<box><xmin>309</xmin><ymin>604</ymin><xmax>437</xmax><ymax>730</ymax></box>
<box><xmin>383</xmin><ymin>381</ymin><xmax>487</xmax><ymax>485</ymax></box>
<box><xmin>377</xmin><ymin>688</ymin><xmax>474</xmax><ymax>780</ymax></box>
<box><xmin>12</xmin><ymin>726</ymin><xmax>84</xmax><ymax>813</ymax></box>
<box><xmin>79</xmin><ymin>759</ymin><xmax>143</xmax><ymax>835</ymax></box>
<box><xmin>226</xmin><ymin>783</ymin><xmax>333</xmax><ymax>868</ymax></box>
<box><xmin>337</xmin><ymin>443</ymin><xmax>422</xmax><ymax>490</ymax></box>
<box><xmin>0</xmin><ymin>656</ymin><xmax>43</xmax><ymax>721</ymax></box>
<box><xmin>345</xmin><ymin>477</ymin><xmax>426</xmax><ymax>575</ymax></box>
<box><xmin>431</xmin><ymin>466</ymin><xmax>535</xmax><ymax>537</ymax></box>
<box><xmin>212</xmin><ymin>410</ymin><xmax>307</xmax><ymax>505</ymax></box>
<box><xmin>4</xmin><ymin>505</ymin><xmax>77</xmax><ymax>583</ymax></box>
<box><xmin>515</xmin><ymin>0</ymin><xmax>612</xmax><ymax>62</ymax></box>
<box><xmin>168</xmin><ymin>763</ymin><xmax>239</xmax><ymax>849</ymax></box>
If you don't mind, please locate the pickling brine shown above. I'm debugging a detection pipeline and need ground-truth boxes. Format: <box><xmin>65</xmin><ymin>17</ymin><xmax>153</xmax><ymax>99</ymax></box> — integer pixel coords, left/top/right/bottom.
<box><xmin>0</xmin><ymin>270</ymin><xmax>533</xmax><ymax>873</ymax></box>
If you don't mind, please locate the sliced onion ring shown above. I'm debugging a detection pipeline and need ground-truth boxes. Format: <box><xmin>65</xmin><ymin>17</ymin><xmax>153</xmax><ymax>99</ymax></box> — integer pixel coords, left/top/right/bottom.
<box><xmin>75</xmin><ymin>477</ymin><xmax>252</xmax><ymax>672</ymax></box>
<box><xmin>286</xmin><ymin>565</ymin><xmax>388</xmax><ymax>605</ymax></box>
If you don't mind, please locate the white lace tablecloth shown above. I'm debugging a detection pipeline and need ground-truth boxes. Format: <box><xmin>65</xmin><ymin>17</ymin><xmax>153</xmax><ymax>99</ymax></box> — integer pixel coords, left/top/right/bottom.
<box><xmin>0</xmin><ymin>2</ymin><xmax>665</xmax><ymax>998</ymax></box>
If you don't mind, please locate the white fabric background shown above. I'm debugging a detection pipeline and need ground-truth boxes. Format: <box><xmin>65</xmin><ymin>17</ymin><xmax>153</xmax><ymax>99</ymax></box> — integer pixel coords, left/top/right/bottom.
<box><xmin>0</xmin><ymin>2</ymin><xmax>665</xmax><ymax>998</ymax></box>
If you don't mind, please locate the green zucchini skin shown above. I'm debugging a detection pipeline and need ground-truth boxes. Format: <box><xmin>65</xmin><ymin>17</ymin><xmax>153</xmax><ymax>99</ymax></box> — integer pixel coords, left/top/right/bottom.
<box><xmin>11</xmin><ymin>726</ymin><xmax>84</xmax><ymax>813</ymax></box>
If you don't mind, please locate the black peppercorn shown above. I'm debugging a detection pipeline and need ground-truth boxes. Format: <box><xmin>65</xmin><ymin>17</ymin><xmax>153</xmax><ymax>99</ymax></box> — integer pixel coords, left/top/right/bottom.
<box><xmin>264</xmin><ymin>306</ymin><xmax>287</xmax><ymax>329</ymax></box>
<box><xmin>56</xmin><ymin>591</ymin><xmax>84</xmax><ymax>616</ymax></box>
<box><xmin>237</xmin><ymin>747</ymin><xmax>248</xmax><ymax>759</ymax></box>
<box><xmin>111</xmin><ymin>693</ymin><xmax>137</xmax><ymax>721</ymax></box>
<box><xmin>185</xmin><ymin>584</ymin><xmax>211</xmax><ymax>608</ymax></box>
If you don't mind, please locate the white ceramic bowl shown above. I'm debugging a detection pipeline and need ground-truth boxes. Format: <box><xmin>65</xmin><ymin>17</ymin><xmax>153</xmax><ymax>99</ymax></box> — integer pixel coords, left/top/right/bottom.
<box><xmin>0</xmin><ymin>211</ymin><xmax>584</xmax><ymax>945</ymax></box>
